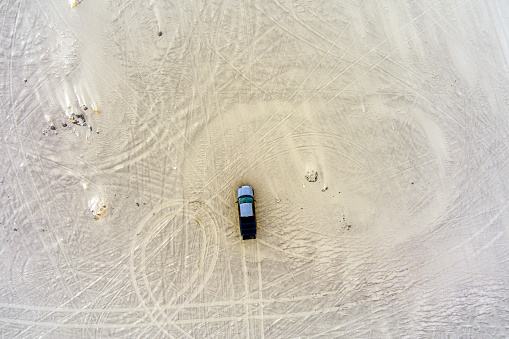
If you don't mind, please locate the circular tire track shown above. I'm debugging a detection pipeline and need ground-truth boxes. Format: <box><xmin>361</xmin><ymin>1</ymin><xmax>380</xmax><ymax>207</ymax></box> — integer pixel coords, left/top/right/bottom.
<box><xmin>129</xmin><ymin>199</ymin><xmax>220</xmax><ymax>335</ymax></box>
<box><xmin>183</xmin><ymin>96</ymin><xmax>450</xmax><ymax>244</ymax></box>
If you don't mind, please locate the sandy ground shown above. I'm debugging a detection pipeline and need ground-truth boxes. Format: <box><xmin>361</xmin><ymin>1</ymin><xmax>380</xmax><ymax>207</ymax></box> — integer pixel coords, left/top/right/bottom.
<box><xmin>1</xmin><ymin>0</ymin><xmax>509</xmax><ymax>337</ymax></box>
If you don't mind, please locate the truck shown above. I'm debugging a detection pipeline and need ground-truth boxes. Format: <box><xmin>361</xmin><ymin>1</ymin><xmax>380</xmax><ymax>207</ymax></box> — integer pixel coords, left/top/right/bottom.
<box><xmin>237</xmin><ymin>185</ymin><xmax>257</xmax><ymax>240</ymax></box>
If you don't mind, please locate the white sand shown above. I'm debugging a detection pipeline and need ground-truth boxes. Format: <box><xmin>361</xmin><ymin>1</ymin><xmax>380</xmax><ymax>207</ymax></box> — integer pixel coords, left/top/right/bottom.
<box><xmin>1</xmin><ymin>0</ymin><xmax>509</xmax><ymax>337</ymax></box>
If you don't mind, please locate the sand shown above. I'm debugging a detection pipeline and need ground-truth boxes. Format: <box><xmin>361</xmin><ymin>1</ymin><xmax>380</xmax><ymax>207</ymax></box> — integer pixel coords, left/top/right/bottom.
<box><xmin>1</xmin><ymin>0</ymin><xmax>509</xmax><ymax>337</ymax></box>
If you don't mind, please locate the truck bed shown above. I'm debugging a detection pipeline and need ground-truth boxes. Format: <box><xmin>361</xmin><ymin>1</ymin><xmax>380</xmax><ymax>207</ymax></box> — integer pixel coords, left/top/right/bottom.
<box><xmin>239</xmin><ymin>216</ymin><xmax>256</xmax><ymax>240</ymax></box>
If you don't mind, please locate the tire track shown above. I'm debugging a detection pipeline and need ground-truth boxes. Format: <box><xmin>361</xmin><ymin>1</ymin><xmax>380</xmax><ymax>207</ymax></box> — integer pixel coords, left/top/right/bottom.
<box><xmin>204</xmin><ymin>0</ymin><xmax>462</xmax><ymax>186</ymax></box>
<box><xmin>7</xmin><ymin>0</ymin><xmax>22</xmax><ymax>111</ymax></box>
<box><xmin>129</xmin><ymin>201</ymin><xmax>197</xmax><ymax>338</ymax></box>
<box><xmin>40</xmin><ymin>0</ymin><xmax>204</xmax><ymax>185</ymax></box>
<box><xmin>256</xmin><ymin>240</ymin><xmax>265</xmax><ymax>339</ymax></box>
<box><xmin>1</xmin><ymin>6</ymin><xmax>102</xmax><ymax>325</ymax></box>
<box><xmin>129</xmin><ymin>199</ymin><xmax>220</xmax><ymax>337</ymax></box>
<box><xmin>197</xmin><ymin>0</ymin><xmax>374</xmax><ymax>190</ymax></box>
<box><xmin>241</xmin><ymin>243</ymin><xmax>251</xmax><ymax>339</ymax></box>
<box><xmin>189</xmin><ymin>104</ymin><xmax>441</xmax><ymax>243</ymax></box>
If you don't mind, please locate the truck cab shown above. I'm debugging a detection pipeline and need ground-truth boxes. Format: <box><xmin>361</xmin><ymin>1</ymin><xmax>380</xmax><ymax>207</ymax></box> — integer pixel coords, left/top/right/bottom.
<box><xmin>237</xmin><ymin>185</ymin><xmax>257</xmax><ymax>240</ymax></box>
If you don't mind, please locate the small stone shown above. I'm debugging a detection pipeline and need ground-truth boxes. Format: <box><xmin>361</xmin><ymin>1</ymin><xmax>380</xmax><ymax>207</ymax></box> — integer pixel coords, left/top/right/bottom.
<box><xmin>13</xmin><ymin>228</ymin><xmax>17</xmax><ymax>231</ymax></box>
<box><xmin>276</xmin><ymin>199</ymin><xmax>281</xmax><ymax>203</ymax></box>
<box><xmin>83</xmin><ymin>106</ymin><xmax>88</xmax><ymax>110</ymax></box>
<box><xmin>322</xmin><ymin>186</ymin><xmax>328</xmax><ymax>192</ymax></box>
<box><xmin>62</xmin><ymin>122</ymin><xmax>67</xmax><ymax>127</ymax></box>
<box><xmin>158</xmin><ymin>31</ymin><xmax>163</xmax><ymax>36</ymax></box>
<box><xmin>50</xmin><ymin>126</ymin><xmax>56</xmax><ymax>130</ymax></box>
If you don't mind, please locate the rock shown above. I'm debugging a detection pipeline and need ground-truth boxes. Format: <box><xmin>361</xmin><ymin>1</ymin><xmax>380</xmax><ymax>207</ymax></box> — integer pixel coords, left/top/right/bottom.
<box><xmin>305</xmin><ymin>170</ymin><xmax>318</xmax><ymax>182</ymax></box>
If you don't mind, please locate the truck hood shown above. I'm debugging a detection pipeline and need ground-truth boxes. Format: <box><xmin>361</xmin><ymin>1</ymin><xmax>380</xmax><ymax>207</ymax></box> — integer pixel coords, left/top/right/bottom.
<box><xmin>237</xmin><ymin>186</ymin><xmax>253</xmax><ymax>198</ymax></box>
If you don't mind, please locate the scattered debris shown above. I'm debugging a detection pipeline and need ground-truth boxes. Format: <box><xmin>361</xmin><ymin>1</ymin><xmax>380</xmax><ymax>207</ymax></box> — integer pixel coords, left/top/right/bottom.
<box><xmin>69</xmin><ymin>112</ymin><xmax>86</xmax><ymax>126</ymax></box>
<box><xmin>339</xmin><ymin>215</ymin><xmax>352</xmax><ymax>231</ymax></box>
<box><xmin>83</xmin><ymin>105</ymin><xmax>88</xmax><ymax>110</ymax></box>
<box><xmin>340</xmin><ymin>215</ymin><xmax>352</xmax><ymax>231</ymax></box>
<box><xmin>71</xmin><ymin>0</ymin><xmax>82</xmax><ymax>8</ymax></box>
<box><xmin>92</xmin><ymin>205</ymin><xmax>107</xmax><ymax>221</ymax></box>
<box><xmin>13</xmin><ymin>228</ymin><xmax>17</xmax><ymax>231</ymax></box>
<box><xmin>305</xmin><ymin>170</ymin><xmax>318</xmax><ymax>182</ymax></box>
<box><xmin>276</xmin><ymin>199</ymin><xmax>281</xmax><ymax>203</ymax></box>
<box><xmin>136</xmin><ymin>203</ymin><xmax>139</xmax><ymax>207</ymax></box>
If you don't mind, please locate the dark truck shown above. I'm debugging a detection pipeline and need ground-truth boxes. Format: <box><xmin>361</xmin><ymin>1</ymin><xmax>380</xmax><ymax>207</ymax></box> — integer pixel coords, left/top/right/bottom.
<box><xmin>237</xmin><ymin>185</ymin><xmax>257</xmax><ymax>240</ymax></box>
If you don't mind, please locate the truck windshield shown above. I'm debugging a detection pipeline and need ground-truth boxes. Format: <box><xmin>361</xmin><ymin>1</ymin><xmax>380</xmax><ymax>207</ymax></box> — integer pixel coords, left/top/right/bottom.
<box><xmin>239</xmin><ymin>197</ymin><xmax>253</xmax><ymax>204</ymax></box>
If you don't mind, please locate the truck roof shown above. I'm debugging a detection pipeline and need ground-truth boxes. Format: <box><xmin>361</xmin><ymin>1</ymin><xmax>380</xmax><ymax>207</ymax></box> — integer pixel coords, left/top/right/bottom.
<box><xmin>239</xmin><ymin>203</ymin><xmax>254</xmax><ymax>217</ymax></box>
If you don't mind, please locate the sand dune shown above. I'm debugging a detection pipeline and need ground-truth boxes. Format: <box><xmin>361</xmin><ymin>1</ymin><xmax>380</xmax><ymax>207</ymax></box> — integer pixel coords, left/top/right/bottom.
<box><xmin>1</xmin><ymin>0</ymin><xmax>508</xmax><ymax>337</ymax></box>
